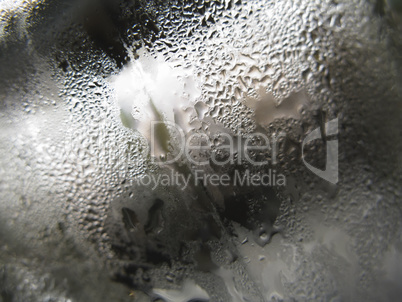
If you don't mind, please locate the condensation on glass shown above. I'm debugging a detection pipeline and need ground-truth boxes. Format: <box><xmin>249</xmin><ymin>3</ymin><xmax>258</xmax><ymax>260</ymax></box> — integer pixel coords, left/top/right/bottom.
<box><xmin>0</xmin><ymin>0</ymin><xmax>401</xmax><ymax>301</ymax></box>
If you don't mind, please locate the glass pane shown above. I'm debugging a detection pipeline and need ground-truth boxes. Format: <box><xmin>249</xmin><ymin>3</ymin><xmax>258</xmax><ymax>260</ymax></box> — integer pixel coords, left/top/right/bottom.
<box><xmin>0</xmin><ymin>0</ymin><xmax>401</xmax><ymax>301</ymax></box>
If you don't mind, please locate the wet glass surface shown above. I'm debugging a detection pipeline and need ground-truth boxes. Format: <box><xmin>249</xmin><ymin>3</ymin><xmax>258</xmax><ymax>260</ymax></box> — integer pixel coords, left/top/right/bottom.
<box><xmin>0</xmin><ymin>0</ymin><xmax>402</xmax><ymax>301</ymax></box>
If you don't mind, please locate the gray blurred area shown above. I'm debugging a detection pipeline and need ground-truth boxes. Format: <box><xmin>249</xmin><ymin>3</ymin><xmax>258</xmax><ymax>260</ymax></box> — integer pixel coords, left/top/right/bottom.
<box><xmin>0</xmin><ymin>0</ymin><xmax>401</xmax><ymax>301</ymax></box>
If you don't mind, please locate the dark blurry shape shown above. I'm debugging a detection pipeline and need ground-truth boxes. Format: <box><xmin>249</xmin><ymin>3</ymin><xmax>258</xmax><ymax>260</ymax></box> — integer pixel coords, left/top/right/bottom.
<box><xmin>122</xmin><ymin>207</ymin><xmax>140</xmax><ymax>230</ymax></box>
<box><xmin>81</xmin><ymin>0</ymin><xmax>129</xmax><ymax>67</ymax></box>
